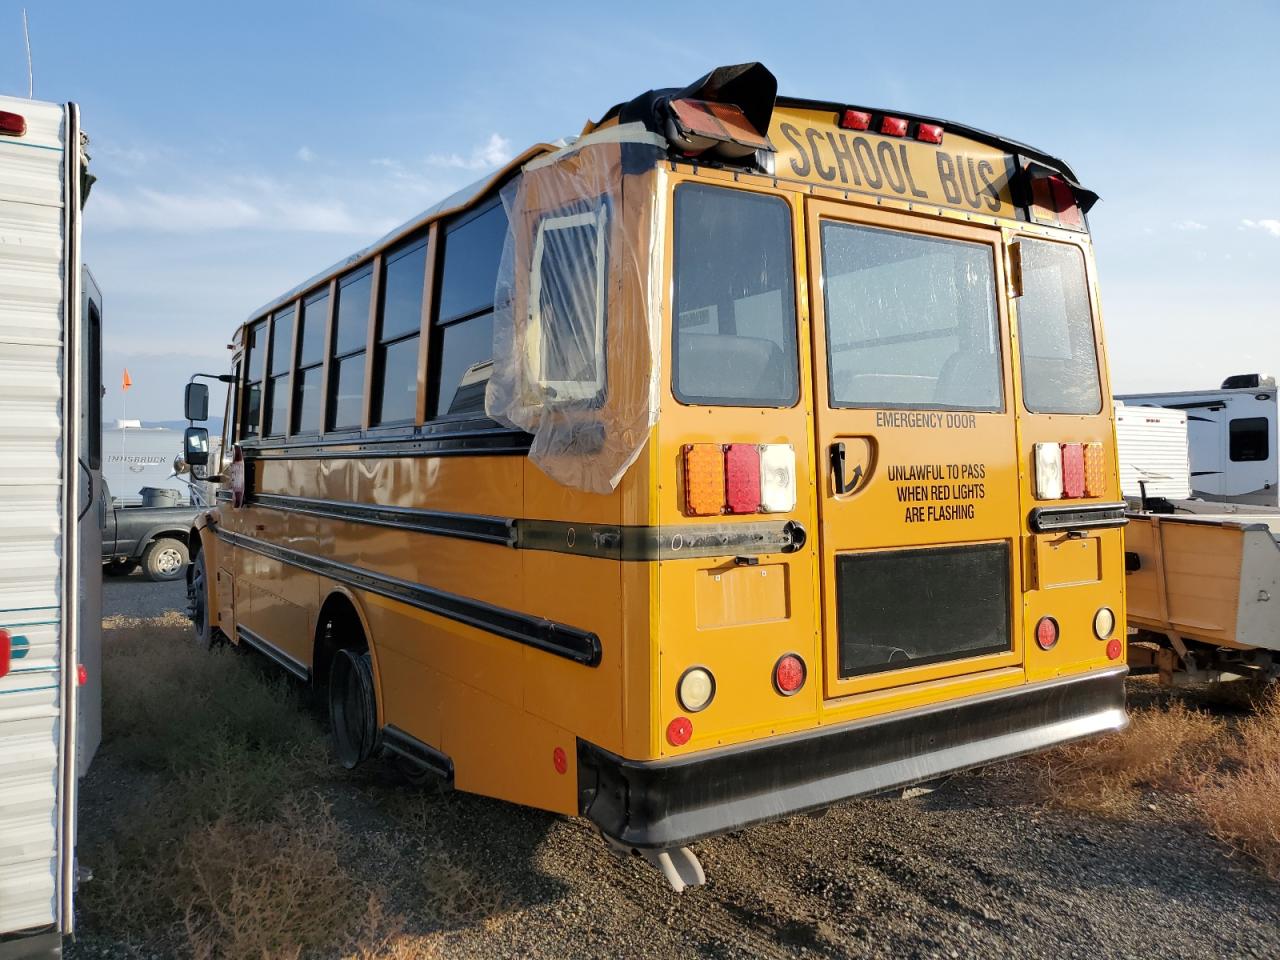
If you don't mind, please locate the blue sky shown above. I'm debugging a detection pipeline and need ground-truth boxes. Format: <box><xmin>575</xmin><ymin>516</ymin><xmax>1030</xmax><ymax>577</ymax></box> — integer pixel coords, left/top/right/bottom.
<box><xmin>2</xmin><ymin>0</ymin><xmax>1277</xmax><ymax>420</ymax></box>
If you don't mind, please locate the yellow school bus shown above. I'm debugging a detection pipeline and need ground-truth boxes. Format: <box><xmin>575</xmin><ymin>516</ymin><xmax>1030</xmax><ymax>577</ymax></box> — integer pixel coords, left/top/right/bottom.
<box><xmin>182</xmin><ymin>63</ymin><xmax>1127</xmax><ymax>889</ymax></box>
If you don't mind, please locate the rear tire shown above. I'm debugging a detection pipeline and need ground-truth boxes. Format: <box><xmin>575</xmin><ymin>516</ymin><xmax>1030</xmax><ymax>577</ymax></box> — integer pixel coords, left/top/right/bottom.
<box><xmin>143</xmin><ymin>537</ymin><xmax>188</xmax><ymax>582</ymax></box>
<box><xmin>329</xmin><ymin>648</ymin><xmax>378</xmax><ymax>769</ymax></box>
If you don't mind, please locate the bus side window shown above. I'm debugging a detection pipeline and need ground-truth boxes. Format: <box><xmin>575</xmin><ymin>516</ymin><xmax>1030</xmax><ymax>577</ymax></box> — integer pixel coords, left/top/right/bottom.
<box><xmin>373</xmin><ymin>235</ymin><xmax>428</xmax><ymax>426</ymax></box>
<box><xmin>328</xmin><ymin>267</ymin><xmax>373</xmax><ymax>431</ymax></box>
<box><xmin>263</xmin><ymin>304</ymin><xmax>295</xmax><ymax>437</ymax></box>
<box><xmin>242</xmin><ymin>319</ymin><xmax>267</xmax><ymax>438</ymax></box>
<box><xmin>293</xmin><ymin>290</ymin><xmax>329</xmax><ymax>435</ymax></box>
<box><xmin>430</xmin><ymin>202</ymin><xmax>507</xmax><ymax>418</ymax></box>
<box><xmin>222</xmin><ymin>361</ymin><xmax>238</xmax><ymax>457</ymax></box>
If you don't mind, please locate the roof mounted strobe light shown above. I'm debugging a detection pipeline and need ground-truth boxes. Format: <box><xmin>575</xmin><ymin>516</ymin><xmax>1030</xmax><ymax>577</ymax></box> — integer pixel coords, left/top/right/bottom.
<box><xmin>612</xmin><ymin>62</ymin><xmax>778</xmax><ymax>169</ymax></box>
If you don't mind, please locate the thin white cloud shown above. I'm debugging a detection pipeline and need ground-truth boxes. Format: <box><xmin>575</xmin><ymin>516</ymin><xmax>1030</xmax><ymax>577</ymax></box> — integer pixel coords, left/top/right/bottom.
<box><xmin>91</xmin><ymin>181</ymin><xmax>397</xmax><ymax>236</ymax></box>
<box><xmin>426</xmin><ymin>132</ymin><xmax>512</xmax><ymax>171</ymax></box>
<box><xmin>1242</xmin><ymin>218</ymin><xmax>1280</xmax><ymax>238</ymax></box>
<box><xmin>1174</xmin><ymin>219</ymin><xmax>1206</xmax><ymax>231</ymax></box>
<box><xmin>297</xmin><ymin>145</ymin><xmax>315</xmax><ymax>162</ymax></box>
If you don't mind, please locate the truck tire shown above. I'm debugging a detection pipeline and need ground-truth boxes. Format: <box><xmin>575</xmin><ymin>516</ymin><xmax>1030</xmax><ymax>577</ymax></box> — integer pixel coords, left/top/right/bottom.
<box><xmin>188</xmin><ymin>549</ymin><xmax>216</xmax><ymax>649</ymax></box>
<box><xmin>142</xmin><ymin>537</ymin><xmax>188</xmax><ymax>582</ymax></box>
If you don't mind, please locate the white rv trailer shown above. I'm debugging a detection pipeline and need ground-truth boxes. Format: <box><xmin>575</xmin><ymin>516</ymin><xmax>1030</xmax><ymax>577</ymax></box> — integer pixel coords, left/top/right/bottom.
<box><xmin>1117</xmin><ymin>374</ymin><xmax>1278</xmax><ymax>507</ymax></box>
<box><xmin>0</xmin><ymin>96</ymin><xmax>100</xmax><ymax>959</ymax></box>
<box><xmin>1113</xmin><ymin>401</ymin><xmax>1192</xmax><ymax>502</ymax></box>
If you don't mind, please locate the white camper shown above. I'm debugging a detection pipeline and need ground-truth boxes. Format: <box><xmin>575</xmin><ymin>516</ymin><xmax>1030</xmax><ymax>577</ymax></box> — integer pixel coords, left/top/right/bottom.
<box><xmin>0</xmin><ymin>96</ymin><xmax>100</xmax><ymax>958</ymax></box>
<box><xmin>1117</xmin><ymin>375</ymin><xmax>1278</xmax><ymax>507</ymax></box>
<box><xmin>1113</xmin><ymin>401</ymin><xmax>1192</xmax><ymax>502</ymax></box>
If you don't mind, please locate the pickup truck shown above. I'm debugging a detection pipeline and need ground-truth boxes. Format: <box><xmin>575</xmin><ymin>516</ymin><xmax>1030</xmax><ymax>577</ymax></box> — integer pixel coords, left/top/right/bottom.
<box><xmin>101</xmin><ymin>479</ymin><xmax>201</xmax><ymax>581</ymax></box>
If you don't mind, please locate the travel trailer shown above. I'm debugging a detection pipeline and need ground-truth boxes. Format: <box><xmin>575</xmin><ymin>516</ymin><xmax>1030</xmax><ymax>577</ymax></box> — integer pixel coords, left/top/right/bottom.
<box><xmin>0</xmin><ymin>95</ymin><xmax>100</xmax><ymax>958</ymax></box>
<box><xmin>1118</xmin><ymin>375</ymin><xmax>1277</xmax><ymax>507</ymax></box>
<box><xmin>1113</xmin><ymin>401</ymin><xmax>1191</xmax><ymax>503</ymax></box>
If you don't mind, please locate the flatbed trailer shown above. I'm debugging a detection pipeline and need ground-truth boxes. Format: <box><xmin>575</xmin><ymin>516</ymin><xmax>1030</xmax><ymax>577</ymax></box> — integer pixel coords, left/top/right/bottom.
<box><xmin>1125</xmin><ymin>506</ymin><xmax>1280</xmax><ymax>685</ymax></box>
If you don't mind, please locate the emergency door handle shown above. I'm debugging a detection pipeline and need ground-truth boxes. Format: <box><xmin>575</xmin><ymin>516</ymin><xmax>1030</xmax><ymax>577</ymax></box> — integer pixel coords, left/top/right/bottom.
<box><xmin>830</xmin><ymin>442</ymin><xmax>863</xmax><ymax>496</ymax></box>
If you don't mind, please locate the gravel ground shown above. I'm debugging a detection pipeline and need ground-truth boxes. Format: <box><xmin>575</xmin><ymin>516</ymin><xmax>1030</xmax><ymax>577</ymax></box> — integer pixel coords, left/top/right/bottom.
<box><xmin>76</xmin><ymin>573</ymin><xmax>1280</xmax><ymax>959</ymax></box>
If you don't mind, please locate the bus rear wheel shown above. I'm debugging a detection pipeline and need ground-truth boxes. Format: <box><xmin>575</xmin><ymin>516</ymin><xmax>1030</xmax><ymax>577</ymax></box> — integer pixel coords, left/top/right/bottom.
<box><xmin>328</xmin><ymin>648</ymin><xmax>378</xmax><ymax>769</ymax></box>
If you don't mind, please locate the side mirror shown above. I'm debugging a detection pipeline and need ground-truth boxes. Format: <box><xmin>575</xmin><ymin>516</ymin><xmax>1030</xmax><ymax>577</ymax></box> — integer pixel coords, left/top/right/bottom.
<box><xmin>183</xmin><ymin>426</ymin><xmax>210</xmax><ymax>467</ymax></box>
<box><xmin>184</xmin><ymin>382</ymin><xmax>210</xmax><ymax>422</ymax></box>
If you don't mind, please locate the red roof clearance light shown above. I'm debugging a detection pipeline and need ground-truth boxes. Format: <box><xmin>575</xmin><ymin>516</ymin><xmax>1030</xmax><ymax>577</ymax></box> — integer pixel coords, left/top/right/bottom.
<box><xmin>0</xmin><ymin>629</ymin><xmax>10</xmax><ymax>679</ymax></box>
<box><xmin>916</xmin><ymin>123</ymin><xmax>944</xmax><ymax>144</ymax></box>
<box><xmin>839</xmin><ymin>109</ymin><xmax>872</xmax><ymax>131</ymax></box>
<box><xmin>0</xmin><ymin>111</ymin><xmax>27</xmax><ymax>137</ymax></box>
<box><xmin>880</xmin><ymin>116</ymin><xmax>909</xmax><ymax>137</ymax></box>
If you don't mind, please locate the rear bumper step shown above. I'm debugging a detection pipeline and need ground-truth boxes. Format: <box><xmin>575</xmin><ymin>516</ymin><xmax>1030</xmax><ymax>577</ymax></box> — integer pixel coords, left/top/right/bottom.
<box><xmin>577</xmin><ymin>666</ymin><xmax>1127</xmax><ymax>849</ymax></box>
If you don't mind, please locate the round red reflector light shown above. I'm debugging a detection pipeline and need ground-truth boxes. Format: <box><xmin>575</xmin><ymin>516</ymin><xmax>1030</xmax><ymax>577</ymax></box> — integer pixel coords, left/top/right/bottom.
<box><xmin>1106</xmin><ymin>638</ymin><xmax>1123</xmax><ymax>661</ymax></box>
<box><xmin>552</xmin><ymin>746</ymin><xmax>567</xmax><ymax>774</ymax></box>
<box><xmin>1035</xmin><ymin>616</ymin><xmax>1059</xmax><ymax>651</ymax></box>
<box><xmin>666</xmin><ymin>716</ymin><xmax>693</xmax><ymax>746</ymax></box>
<box><xmin>773</xmin><ymin>654</ymin><xmax>806</xmax><ymax>695</ymax></box>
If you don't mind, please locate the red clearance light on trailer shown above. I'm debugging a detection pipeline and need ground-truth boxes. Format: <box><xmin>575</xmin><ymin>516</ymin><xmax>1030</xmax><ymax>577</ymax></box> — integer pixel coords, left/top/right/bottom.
<box><xmin>839</xmin><ymin>109</ymin><xmax>872</xmax><ymax>131</ymax></box>
<box><xmin>1061</xmin><ymin>443</ymin><xmax>1085</xmax><ymax>499</ymax></box>
<box><xmin>0</xmin><ymin>111</ymin><xmax>26</xmax><ymax>137</ymax></box>
<box><xmin>666</xmin><ymin>716</ymin><xmax>693</xmax><ymax>747</ymax></box>
<box><xmin>916</xmin><ymin>123</ymin><xmax>944</xmax><ymax>144</ymax></box>
<box><xmin>880</xmin><ymin>116</ymin><xmax>908</xmax><ymax>137</ymax></box>
<box><xmin>0</xmin><ymin>629</ymin><xmax>10</xmax><ymax>679</ymax></box>
<box><xmin>724</xmin><ymin>444</ymin><xmax>762</xmax><ymax>514</ymax></box>
<box><xmin>1035</xmin><ymin>616</ymin><xmax>1060</xmax><ymax>651</ymax></box>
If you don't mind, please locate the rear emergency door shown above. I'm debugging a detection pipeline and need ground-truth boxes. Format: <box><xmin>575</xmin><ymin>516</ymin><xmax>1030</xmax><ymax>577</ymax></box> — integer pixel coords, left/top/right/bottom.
<box><xmin>804</xmin><ymin>200</ymin><xmax>1024</xmax><ymax>697</ymax></box>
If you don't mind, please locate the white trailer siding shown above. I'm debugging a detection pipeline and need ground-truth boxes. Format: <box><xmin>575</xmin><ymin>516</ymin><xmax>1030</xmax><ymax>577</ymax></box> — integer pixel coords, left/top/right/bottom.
<box><xmin>0</xmin><ymin>95</ymin><xmax>82</xmax><ymax>949</ymax></box>
<box><xmin>1114</xmin><ymin>402</ymin><xmax>1192</xmax><ymax>500</ymax></box>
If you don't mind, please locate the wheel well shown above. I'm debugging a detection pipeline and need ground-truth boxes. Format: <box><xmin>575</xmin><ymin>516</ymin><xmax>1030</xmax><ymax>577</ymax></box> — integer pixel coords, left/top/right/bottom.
<box><xmin>312</xmin><ymin>592</ymin><xmax>369</xmax><ymax>693</ymax></box>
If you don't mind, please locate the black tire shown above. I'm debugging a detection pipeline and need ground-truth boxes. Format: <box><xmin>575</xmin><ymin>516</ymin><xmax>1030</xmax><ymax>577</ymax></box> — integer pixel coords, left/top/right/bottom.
<box><xmin>188</xmin><ymin>549</ymin><xmax>216</xmax><ymax>649</ymax></box>
<box><xmin>142</xmin><ymin>537</ymin><xmax>188</xmax><ymax>582</ymax></box>
<box><xmin>104</xmin><ymin>559</ymin><xmax>137</xmax><ymax>577</ymax></box>
<box><xmin>329</xmin><ymin>648</ymin><xmax>378</xmax><ymax>769</ymax></box>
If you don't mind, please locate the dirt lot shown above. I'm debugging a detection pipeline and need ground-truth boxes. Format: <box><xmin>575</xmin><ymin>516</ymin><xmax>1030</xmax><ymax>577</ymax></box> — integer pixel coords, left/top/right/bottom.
<box><xmin>67</xmin><ymin>572</ymin><xmax>1280</xmax><ymax>959</ymax></box>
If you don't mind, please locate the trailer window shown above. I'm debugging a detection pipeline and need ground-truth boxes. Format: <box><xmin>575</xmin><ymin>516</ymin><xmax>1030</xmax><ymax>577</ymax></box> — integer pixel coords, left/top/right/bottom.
<box><xmin>673</xmin><ymin>185</ymin><xmax>798</xmax><ymax>407</ymax></box>
<box><xmin>1230</xmin><ymin>417</ymin><xmax>1269</xmax><ymax>462</ymax></box>
<box><xmin>820</xmin><ymin>223</ymin><xmax>1001</xmax><ymax>411</ymax></box>
<box><xmin>1016</xmin><ymin>240</ymin><xmax>1102</xmax><ymax>415</ymax></box>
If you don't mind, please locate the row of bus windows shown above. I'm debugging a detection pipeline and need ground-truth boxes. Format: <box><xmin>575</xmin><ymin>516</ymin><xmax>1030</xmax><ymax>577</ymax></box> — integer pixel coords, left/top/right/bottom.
<box><xmin>671</xmin><ymin>183</ymin><xmax>1104</xmax><ymax>415</ymax></box>
<box><xmin>240</xmin><ymin>201</ymin><xmax>508</xmax><ymax>440</ymax></box>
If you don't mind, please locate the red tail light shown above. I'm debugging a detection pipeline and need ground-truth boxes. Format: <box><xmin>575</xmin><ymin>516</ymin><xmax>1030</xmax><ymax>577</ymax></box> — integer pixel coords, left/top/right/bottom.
<box><xmin>1035</xmin><ymin>616</ymin><xmax>1059</xmax><ymax>651</ymax></box>
<box><xmin>880</xmin><ymin>116</ymin><xmax>908</xmax><ymax>137</ymax></box>
<box><xmin>1106</xmin><ymin>638</ymin><xmax>1123</xmax><ymax>661</ymax></box>
<box><xmin>916</xmin><ymin>123</ymin><xmax>944</xmax><ymax>144</ymax></box>
<box><xmin>724</xmin><ymin>444</ymin><xmax>761</xmax><ymax>514</ymax></box>
<box><xmin>0</xmin><ymin>111</ymin><xmax>26</xmax><ymax>137</ymax></box>
<box><xmin>1061</xmin><ymin>443</ymin><xmax>1085</xmax><ymax>498</ymax></box>
<box><xmin>839</xmin><ymin>109</ymin><xmax>872</xmax><ymax>131</ymax></box>
<box><xmin>666</xmin><ymin>716</ymin><xmax>693</xmax><ymax>746</ymax></box>
<box><xmin>0</xmin><ymin>629</ymin><xmax>10</xmax><ymax>679</ymax></box>
<box><xmin>773</xmin><ymin>653</ymin><xmax>807</xmax><ymax>695</ymax></box>
<box><xmin>77</xmin><ymin>664</ymin><xmax>88</xmax><ymax>687</ymax></box>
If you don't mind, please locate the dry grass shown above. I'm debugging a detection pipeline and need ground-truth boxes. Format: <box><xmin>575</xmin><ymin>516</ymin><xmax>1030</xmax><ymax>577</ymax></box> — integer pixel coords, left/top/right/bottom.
<box><xmin>81</xmin><ymin>616</ymin><xmax>384</xmax><ymax>958</ymax></box>
<box><xmin>1035</xmin><ymin>689</ymin><xmax>1280</xmax><ymax>880</ymax></box>
<box><xmin>1035</xmin><ymin>699</ymin><xmax>1223</xmax><ymax>814</ymax></box>
<box><xmin>1201</xmin><ymin>691</ymin><xmax>1280</xmax><ymax>878</ymax></box>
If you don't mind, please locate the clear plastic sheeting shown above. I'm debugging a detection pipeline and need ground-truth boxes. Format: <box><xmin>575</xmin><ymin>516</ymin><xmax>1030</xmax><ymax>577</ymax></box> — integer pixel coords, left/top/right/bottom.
<box><xmin>487</xmin><ymin>125</ymin><xmax>666</xmax><ymax>493</ymax></box>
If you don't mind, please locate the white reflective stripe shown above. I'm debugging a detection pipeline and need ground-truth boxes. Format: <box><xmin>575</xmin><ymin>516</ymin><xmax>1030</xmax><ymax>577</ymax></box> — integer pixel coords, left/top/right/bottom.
<box><xmin>524</xmin><ymin>122</ymin><xmax>666</xmax><ymax>172</ymax></box>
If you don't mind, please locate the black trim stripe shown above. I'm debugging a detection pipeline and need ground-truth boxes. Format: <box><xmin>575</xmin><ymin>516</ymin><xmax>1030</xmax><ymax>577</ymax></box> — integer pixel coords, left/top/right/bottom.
<box><xmin>236</xmin><ymin>623</ymin><xmax>310</xmax><ymax>680</ymax></box>
<box><xmin>239</xmin><ymin>491</ymin><xmax>806</xmax><ymax>561</ymax></box>
<box><xmin>1028</xmin><ymin>502</ymin><xmax>1127</xmax><ymax>533</ymax></box>
<box><xmin>381</xmin><ymin>724</ymin><xmax>454</xmax><ymax>780</ymax></box>
<box><xmin>241</xmin><ymin>417</ymin><xmax>532</xmax><ymax>461</ymax></box>
<box><xmin>215</xmin><ymin>527</ymin><xmax>601</xmax><ymax>666</ymax></box>
<box><xmin>252</xmin><ymin>493</ymin><xmax>516</xmax><ymax>546</ymax></box>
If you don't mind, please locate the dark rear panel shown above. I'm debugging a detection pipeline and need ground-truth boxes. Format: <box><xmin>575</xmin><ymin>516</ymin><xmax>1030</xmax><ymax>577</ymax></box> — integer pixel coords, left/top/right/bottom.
<box><xmin>836</xmin><ymin>542</ymin><xmax>1010</xmax><ymax>678</ymax></box>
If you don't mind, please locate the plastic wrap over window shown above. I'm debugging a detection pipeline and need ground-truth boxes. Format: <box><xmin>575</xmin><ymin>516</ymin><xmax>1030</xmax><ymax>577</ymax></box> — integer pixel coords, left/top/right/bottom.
<box><xmin>487</xmin><ymin>125</ymin><xmax>666</xmax><ymax>493</ymax></box>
